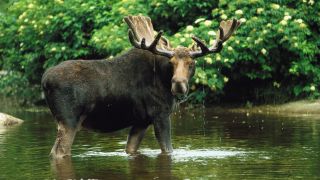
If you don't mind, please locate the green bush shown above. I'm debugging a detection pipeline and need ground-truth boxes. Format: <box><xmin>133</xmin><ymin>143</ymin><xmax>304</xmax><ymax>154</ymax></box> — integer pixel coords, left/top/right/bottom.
<box><xmin>0</xmin><ymin>0</ymin><xmax>319</xmax><ymax>104</ymax></box>
<box><xmin>0</xmin><ymin>0</ymin><xmax>117</xmax><ymax>103</ymax></box>
<box><xmin>167</xmin><ymin>0</ymin><xmax>320</xmax><ymax>102</ymax></box>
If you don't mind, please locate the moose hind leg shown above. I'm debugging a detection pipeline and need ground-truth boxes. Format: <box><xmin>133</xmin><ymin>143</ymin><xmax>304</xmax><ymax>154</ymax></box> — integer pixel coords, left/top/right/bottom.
<box><xmin>50</xmin><ymin>116</ymin><xmax>85</xmax><ymax>159</ymax></box>
<box><xmin>126</xmin><ymin>125</ymin><xmax>149</xmax><ymax>154</ymax></box>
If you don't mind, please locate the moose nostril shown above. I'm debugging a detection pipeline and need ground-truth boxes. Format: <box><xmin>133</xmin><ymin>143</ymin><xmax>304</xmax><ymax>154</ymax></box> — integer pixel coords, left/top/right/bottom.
<box><xmin>172</xmin><ymin>77</ymin><xmax>187</xmax><ymax>84</ymax></box>
<box><xmin>171</xmin><ymin>82</ymin><xmax>188</xmax><ymax>95</ymax></box>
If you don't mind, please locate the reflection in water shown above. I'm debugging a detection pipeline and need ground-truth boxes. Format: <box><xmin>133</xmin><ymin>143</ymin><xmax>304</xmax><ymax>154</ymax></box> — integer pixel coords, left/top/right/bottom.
<box><xmin>0</xmin><ymin>125</ymin><xmax>22</xmax><ymax>156</ymax></box>
<box><xmin>51</xmin><ymin>156</ymin><xmax>75</xmax><ymax>180</ymax></box>
<box><xmin>60</xmin><ymin>148</ymin><xmax>244</xmax><ymax>179</ymax></box>
<box><xmin>0</xmin><ymin>127</ymin><xmax>8</xmax><ymax>155</ymax></box>
<box><xmin>52</xmin><ymin>151</ymin><xmax>175</xmax><ymax>179</ymax></box>
<box><xmin>57</xmin><ymin>149</ymin><xmax>237</xmax><ymax>179</ymax></box>
<box><xmin>128</xmin><ymin>154</ymin><xmax>173</xmax><ymax>180</ymax></box>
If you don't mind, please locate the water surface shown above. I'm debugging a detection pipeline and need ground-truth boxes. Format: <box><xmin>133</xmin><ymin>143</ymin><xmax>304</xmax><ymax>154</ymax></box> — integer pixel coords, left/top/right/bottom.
<box><xmin>0</xmin><ymin>104</ymin><xmax>319</xmax><ymax>179</ymax></box>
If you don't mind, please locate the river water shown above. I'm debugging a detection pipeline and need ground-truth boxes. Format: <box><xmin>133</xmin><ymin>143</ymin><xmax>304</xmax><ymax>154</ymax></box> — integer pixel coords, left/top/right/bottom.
<box><xmin>0</xmin><ymin>104</ymin><xmax>319</xmax><ymax>179</ymax></box>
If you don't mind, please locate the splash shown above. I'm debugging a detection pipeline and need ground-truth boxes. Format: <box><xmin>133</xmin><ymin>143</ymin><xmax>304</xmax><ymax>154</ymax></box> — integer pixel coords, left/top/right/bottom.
<box><xmin>76</xmin><ymin>148</ymin><xmax>245</xmax><ymax>162</ymax></box>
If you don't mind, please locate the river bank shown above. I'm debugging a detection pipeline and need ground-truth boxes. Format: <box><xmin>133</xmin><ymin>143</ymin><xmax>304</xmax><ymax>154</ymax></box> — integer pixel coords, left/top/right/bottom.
<box><xmin>225</xmin><ymin>99</ymin><xmax>320</xmax><ymax>116</ymax></box>
<box><xmin>2</xmin><ymin>95</ymin><xmax>320</xmax><ymax>117</ymax></box>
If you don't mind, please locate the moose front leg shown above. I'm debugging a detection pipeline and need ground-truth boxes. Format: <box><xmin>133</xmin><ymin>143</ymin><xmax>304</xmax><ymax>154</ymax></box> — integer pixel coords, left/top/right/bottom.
<box><xmin>153</xmin><ymin>116</ymin><xmax>173</xmax><ymax>153</ymax></box>
<box><xmin>126</xmin><ymin>125</ymin><xmax>149</xmax><ymax>154</ymax></box>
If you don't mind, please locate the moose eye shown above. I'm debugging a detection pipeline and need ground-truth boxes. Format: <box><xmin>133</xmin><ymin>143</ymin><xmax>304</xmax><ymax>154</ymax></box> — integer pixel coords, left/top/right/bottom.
<box><xmin>189</xmin><ymin>61</ymin><xmax>195</xmax><ymax>67</ymax></box>
<box><xmin>168</xmin><ymin>61</ymin><xmax>174</xmax><ymax>69</ymax></box>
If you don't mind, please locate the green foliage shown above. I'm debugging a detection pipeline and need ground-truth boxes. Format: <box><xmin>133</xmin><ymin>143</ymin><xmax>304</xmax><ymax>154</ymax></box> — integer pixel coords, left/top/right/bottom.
<box><xmin>0</xmin><ymin>0</ymin><xmax>319</xmax><ymax>104</ymax></box>
<box><xmin>90</xmin><ymin>0</ymin><xmax>149</xmax><ymax>56</ymax></box>
<box><xmin>168</xmin><ymin>0</ymin><xmax>320</xmax><ymax>102</ymax></box>
<box><xmin>148</xmin><ymin>0</ymin><xmax>218</xmax><ymax>34</ymax></box>
<box><xmin>0</xmin><ymin>0</ymin><xmax>117</xmax><ymax>103</ymax></box>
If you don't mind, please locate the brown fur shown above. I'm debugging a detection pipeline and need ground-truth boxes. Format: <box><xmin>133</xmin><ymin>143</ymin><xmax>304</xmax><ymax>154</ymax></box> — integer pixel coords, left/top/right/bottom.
<box><xmin>170</xmin><ymin>47</ymin><xmax>195</xmax><ymax>95</ymax></box>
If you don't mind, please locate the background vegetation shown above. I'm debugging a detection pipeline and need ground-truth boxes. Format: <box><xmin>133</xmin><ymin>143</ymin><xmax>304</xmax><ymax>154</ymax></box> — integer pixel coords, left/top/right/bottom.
<box><xmin>0</xmin><ymin>0</ymin><xmax>319</xmax><ymax>104</ymax></box>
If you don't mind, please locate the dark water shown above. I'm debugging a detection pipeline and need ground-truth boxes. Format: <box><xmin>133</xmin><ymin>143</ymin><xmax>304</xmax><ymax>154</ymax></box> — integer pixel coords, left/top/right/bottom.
<box><xmin>1</xmin><ymin>104</ymin><xmax>320</xmax><ymax>179</ymax></box>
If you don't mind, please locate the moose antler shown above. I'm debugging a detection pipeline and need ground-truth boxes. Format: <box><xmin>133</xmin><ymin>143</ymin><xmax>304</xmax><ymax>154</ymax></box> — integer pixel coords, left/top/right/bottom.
<box><xmin>189</xmin><ymin>19</ymin><xmax>241</xmax><ymax>58</ymax></box>
<box><xmin>124</xmin><ymin>15</ymin><xmax>174</xmax><ymax>58</ymax></box>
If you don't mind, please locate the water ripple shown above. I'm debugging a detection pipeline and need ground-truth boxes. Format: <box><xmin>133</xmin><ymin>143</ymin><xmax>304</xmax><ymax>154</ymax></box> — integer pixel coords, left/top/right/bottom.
<box><xmin>76</xmin><ymin>148</ymin><xmax>245</xmax><ymax>162</ymax></box>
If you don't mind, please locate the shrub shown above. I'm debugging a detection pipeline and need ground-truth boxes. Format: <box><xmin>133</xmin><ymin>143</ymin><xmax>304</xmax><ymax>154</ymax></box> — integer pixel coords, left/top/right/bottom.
<box><xmin>0</xmin><ymin>0</ymin><xmax>116</xmax><ymax>103</ymax></box>
<box><xmin>168</xmin><ymin>0</ymin><xmax>320</xmax><ymax>103</ymax></box>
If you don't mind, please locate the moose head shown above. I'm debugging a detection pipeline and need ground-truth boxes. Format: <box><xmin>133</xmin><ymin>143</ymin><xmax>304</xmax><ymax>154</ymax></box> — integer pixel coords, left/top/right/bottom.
<box><xmin>124</xmin><ymin>16</ymin><xmax>241</xmax><ymax>96</ymax></box>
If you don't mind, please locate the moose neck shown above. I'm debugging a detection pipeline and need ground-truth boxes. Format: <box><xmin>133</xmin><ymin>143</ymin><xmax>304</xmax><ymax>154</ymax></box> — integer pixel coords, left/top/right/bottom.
<box><xmin>113</xmin><ymin>48</ymin><xmax>174</xmax><ymax>98</ymax></box>
<box><xmin>154</xmin><ymin>54</ymin><xmax>174</xmax><ymax>90</ymax></box>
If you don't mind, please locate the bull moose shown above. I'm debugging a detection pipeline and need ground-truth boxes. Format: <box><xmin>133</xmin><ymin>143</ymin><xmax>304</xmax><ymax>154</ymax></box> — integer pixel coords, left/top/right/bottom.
<box><xmin>41</xmin><ymin>15</ymin><xmax>240</xmax><ymax>158</ymax></box>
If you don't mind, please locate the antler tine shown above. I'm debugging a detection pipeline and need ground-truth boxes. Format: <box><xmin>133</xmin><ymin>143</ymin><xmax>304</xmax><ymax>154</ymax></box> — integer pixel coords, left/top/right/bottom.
<box><xmin>125</xmin><ymin>15</ymin><xmax>174</xmax><ymax>58</ymax></box>
<box><xmin>141</xmin><ymin>38</ymin><xmax>147</xmax><ymax>49</ymax></box>
<box><xmin>189</xmin><ymin>27</ymin><xmax>225</xmax><ymax>58</ymax></box>
<box><xmin>208</xmin><ymin>26</ymin><xmax>224</xmax><ymax>52</ymax></box>
<box><xmin>124</xmin><ymin>16</ymin><xmax>138</xmax><ymax>40</ymax></box>
<box><xmin>149</xmin><ymin>31</ymin><xmax>174</xmax><ymax>58</ymax></box>
<box><xmin>160</xmin><ymin>36</ymin><xmax>170</xmax><ymax>47</ymax></box>
<box><xmin>217</xmin><ymin>26</ymin><xmax>224</xmax><ymax>42</ymax></box>
<box><xmin>189</xmin><ymin>19</ymin><xmax>241</xmax><ymax>58</ymax></box>
<box><xmin>220</xmin><ymin>19</ymin><xmax>238</xmax><ymax>42</ymax></box>
<box><xmin>191</xmin><ymin>36</ymin><xmax>210</xmax><ymax>54</ymax></box>
<box><xmin>149</xmin><ymin>30</ymin><xmax>163</xmax><ymax>50</ymax></box>
<box><xmin>128</xmin><ymin>29</ymin><xmax>141</xmax><ymax>49</ymax></box>
<box><xmin>128</xmin><ymin>29</ymin><xmax>174</xmax><ymax>58</ymax></box>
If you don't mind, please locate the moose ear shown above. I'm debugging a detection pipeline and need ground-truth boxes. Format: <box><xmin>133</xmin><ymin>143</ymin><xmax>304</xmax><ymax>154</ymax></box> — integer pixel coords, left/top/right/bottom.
<box><xmin>188</xmin><ymin>42</ymin><xmax>199</xmax><ymax>62</ymax></box>
<box><xmin>190</xmin><ymin>43</ymin><xmax>198</xmax><ymax>51</ymax></box>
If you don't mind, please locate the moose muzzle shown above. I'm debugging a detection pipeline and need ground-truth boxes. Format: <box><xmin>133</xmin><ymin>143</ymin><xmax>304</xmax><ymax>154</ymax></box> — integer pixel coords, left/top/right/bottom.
<box><xmin>171</xmin><ymin>77</ymin><xmax>188</xmax><ymax>95</ymax></box>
